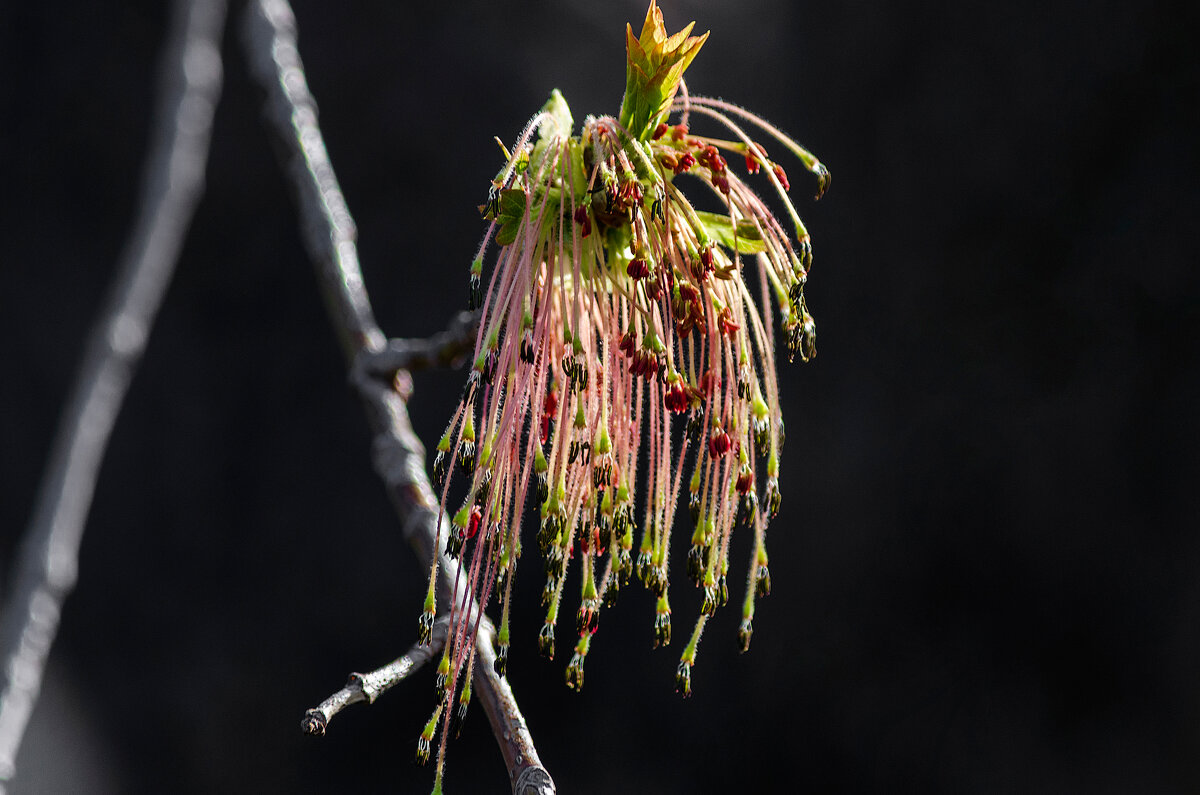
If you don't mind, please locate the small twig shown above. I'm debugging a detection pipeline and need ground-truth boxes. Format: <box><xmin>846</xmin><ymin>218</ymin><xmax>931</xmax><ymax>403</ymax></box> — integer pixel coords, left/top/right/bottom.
<box><xmin>0</xmin><ymin>1</ymin><xmax>227</xmax><ymax>790</ymax></box>
<box><xmin>302</xmin><ymin>616</ymin><xmax>449</xmax><ymax>736</ymax></box>
<box><xmin>242</xmin><ymin>2</ymin><xmax>554</xmax><ymax>791</ymax></box>
<box><xmin>358</xmin><ymin>310</ymin><xmax>480</xmax><ymax>377</ymax></box>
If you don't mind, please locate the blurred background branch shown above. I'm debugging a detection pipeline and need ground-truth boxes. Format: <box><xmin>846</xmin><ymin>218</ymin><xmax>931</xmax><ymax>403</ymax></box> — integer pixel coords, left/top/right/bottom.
<box><xmin>0</xmin><ymin>0</ymin><xmax>227</xmax><ymax>789</ymax></box>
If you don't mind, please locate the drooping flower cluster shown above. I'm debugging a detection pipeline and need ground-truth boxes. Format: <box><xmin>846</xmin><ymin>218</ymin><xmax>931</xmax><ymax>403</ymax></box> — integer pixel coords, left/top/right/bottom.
<box><xmin>417</xmin><ymin>1</ymin><xmax>828</xmax><ymax>785</ymax></box>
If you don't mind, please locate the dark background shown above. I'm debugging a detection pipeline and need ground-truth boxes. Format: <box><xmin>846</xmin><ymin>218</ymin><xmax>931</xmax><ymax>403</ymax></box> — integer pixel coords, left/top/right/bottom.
<box><xmin>2</xmin><ymin>0</ymin><xmax>1197</xmax><ymax>792</ymax></box>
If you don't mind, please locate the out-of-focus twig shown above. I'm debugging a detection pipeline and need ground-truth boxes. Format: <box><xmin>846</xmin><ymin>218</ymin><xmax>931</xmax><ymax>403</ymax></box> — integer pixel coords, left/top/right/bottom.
<box><xmin>0</xmin><ymin>0</ymin><xmax>227</xmax><ymax>790</ymax></box>
<box><xmin>241</xmin><ymin>2</ymin><xmax>554</xmax><ymax>792</ymax></box>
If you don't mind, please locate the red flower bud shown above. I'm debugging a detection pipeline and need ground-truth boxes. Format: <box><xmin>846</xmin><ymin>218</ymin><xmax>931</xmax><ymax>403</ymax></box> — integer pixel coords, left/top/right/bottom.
<box><xmin>699</xmin><ymin>146</ymin><xmax>726</xmax><ymax>175</ymax></box>
<box><xmin>718</xmin><ymin>306</ymin><xmax>740</xmax><ymax>335</ymax></box>
<box><xmin>772</xmin><ymin>164</ymin><xmax>790</xmax><ymax>192</ymax></box>
<box><xmin>618</xmin><ymin>330</ymin><xmax>636</xmax><ymax>357</ymax></box>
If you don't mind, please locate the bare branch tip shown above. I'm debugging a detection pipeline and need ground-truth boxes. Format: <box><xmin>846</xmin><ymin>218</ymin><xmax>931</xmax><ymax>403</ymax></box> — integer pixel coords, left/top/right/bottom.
<box><xmin>301</xmin><ymin>709</ymin><xmax>328</xmax><ymax>736</ymax></box>
<box><xmin>515</xmin><ymin>767</ymin><xmax>556</xmax><ymax>795</ymax></box>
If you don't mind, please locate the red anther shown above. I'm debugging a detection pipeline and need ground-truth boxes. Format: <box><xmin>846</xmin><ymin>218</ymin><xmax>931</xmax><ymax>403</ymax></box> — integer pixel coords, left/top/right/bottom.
<box><xmin>541</xmin><ymin>395</ymin><xmax>557</xmax><ymax>443</ymax></box>
<box><xmin>708</xmin><ymin>427</ymin><xmax>732</xmax><ymax>457</ymax></box>
<box><xmin>744</xmin><ymin>152</ymin><xmax>761</xmax><ymax>174</ymax></box>
<box><xmin>736</xmin><ymin>469</ymin><xmax>754</xmax><ymax>494</ymax></box>
<box><xmin>659</xmin><ymin>151</ymin><xmax>679</xmax><ymax>171</ymax></box>
<box><xmin>652</xmin><ymin>122</ymin><xmax>669</xmax><ymax>140</ymax></box>
<box><xmin>773</xmin><ymin>164</ymin><xmax>791</xmax><ymax>192</ymax></box>
<box><xmin>700</xmin><ymin>247</ymin><xmax>714</xmax><ymax>268</ymax></box>
<box><xmin>678</xmin><ymin>282</ymin><xmax>700</xmax><ymax>303</ymax></box>
<box><xmin>671</xmin><ymin>293</ymin><xmax>687</xmax><ymax>321</ymax></box>
<box><xmin>592</xmin><ymin>526</ymin><xmax>606</xmax><ymax>557</ymax></box>
<box><xmin>699</xmin><ymin>369</ymin><xmax>721</xmax><ymax>393</ymax></box>
<box><xmin>573</xmin><ymin>205</ymin><xmax>592</xmax><ymax>237</ymax></box>
<box><xmin>673</xmin><ymin>153</ymin><xmax>696</xmax><ymax>175</ymax></box>
<box><xmin>467</xmin><ymin>506</ymin><xmax>483</xmax><ymax>539</ymax></box>
<box><xmin>646</xmin><ymin>279</ymin><xmax>665</xmax><ymax>301</ymax></box>
<box><xmin>629</xmin><ymin>351</ymin><xmax>643</xmax><ymax>376</ymax></box>
<box><xmin>620</xmin><ymin>180</ymin><xmax>644</xmax><ymax>206</ymax></box>
<box><xmin>618</xmin><ymin>330</ymin><xmax>636</xmax><ymax>357</ymax></box>
<box><xmin>664</xmin><ymin>382</ymin><xmax>688</xmax><ymax>413</ymax></box>
<box><xmin>671</xmin><ymin>124</ymin><xmax>689</xmax><ymax>141</ymax></box>
<box><xmin>714</xmin><ymin>175</ymin><xmax>730</xmax><ymax>195</ymax></box>
<box><xmin>627</xmin><ymin>258</ymin><xmax>650</xmax><ymax>279</ymax></box>
<box><xmin>632</xmin><ymin>350</ymin><xmax>659</xmax><ymax>379</ymax></box>
<box><xmin>718</xmin><ymin>306</ymin><xmax>740</xmax><ymax>335</ymax></box>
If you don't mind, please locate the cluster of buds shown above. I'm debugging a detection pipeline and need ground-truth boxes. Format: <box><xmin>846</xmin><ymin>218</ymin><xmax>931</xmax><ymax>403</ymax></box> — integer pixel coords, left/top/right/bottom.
<box><xmin>415</xmin><ymin>2</ymin><xmax>829</xmax><ymax>787</ymax></box>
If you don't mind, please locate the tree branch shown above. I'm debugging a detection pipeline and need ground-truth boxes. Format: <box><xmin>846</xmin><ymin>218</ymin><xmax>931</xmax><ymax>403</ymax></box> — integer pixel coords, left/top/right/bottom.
<box><xmin>241</xmin><ymin>2</ymin><xmax>554</xmax><ymax>791</ymax></box>
<box><xmin>0</xmin><ymin>1</ymin><xmax>227</xmax><ymax>789</ymax></box>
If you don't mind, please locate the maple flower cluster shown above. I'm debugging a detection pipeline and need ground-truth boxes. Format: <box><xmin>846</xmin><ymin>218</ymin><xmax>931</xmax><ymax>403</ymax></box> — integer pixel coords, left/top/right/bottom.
<box><xmin>416</xmin><ymin>2</ymin><xmax>829</xmax><ymax>785</ymax></box>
